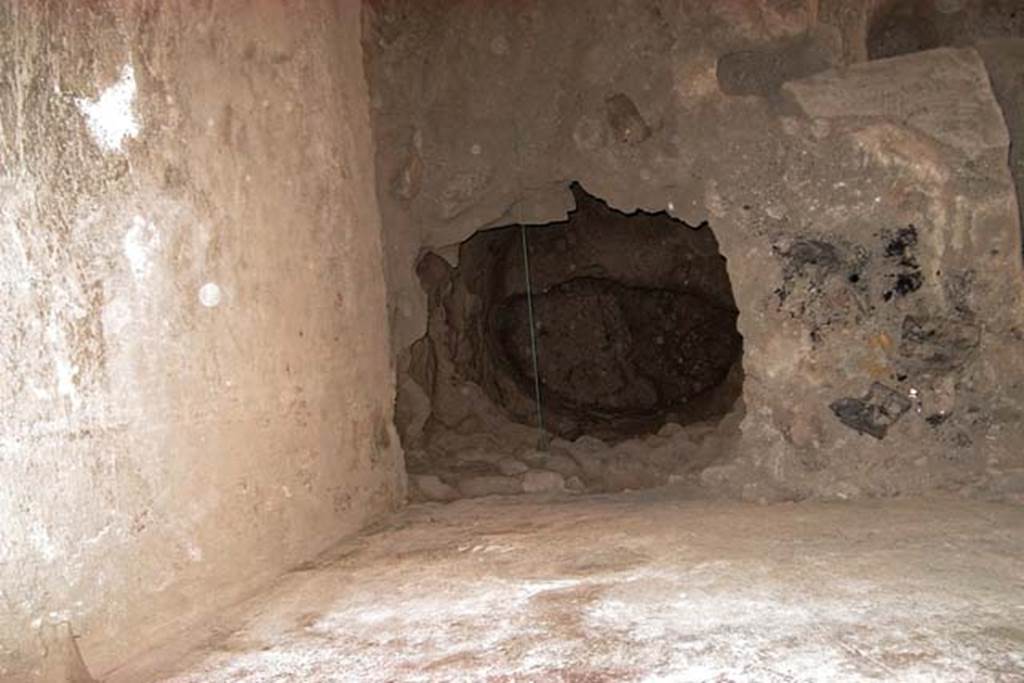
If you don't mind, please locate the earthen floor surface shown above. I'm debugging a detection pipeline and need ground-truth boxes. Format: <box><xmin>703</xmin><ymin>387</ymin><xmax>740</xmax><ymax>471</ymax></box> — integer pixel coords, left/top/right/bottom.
<box><xmin>116</xmin><ymin>490</ymin><xmax>1024</xmax><ymax>682</ymax></box>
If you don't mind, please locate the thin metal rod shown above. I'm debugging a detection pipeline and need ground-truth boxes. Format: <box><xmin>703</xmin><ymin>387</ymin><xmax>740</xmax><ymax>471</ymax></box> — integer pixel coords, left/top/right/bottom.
<box><xmin>520</xmin><ymin>223</ymin><xmax>546</xmax><ymax>447</ymax></box>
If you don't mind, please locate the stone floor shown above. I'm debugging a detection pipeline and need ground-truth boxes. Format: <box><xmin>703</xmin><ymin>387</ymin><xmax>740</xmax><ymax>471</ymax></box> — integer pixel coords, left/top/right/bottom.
<box><xmin>112</xmin><ymin>489</ymin><xmax>1024</xmax><ymax>682</ymax></box>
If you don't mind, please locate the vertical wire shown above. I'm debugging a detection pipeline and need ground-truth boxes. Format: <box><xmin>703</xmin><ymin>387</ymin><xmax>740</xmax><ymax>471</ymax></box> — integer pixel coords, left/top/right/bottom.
<box><xmin>520</xmin><ymin>223</ymin><xmax>546</xmax><ymax>447</ymax></box>
<box><xmin>511</xmin><ymin>119</ymin><xmax>546</xmax><ymax>448</ymax></box>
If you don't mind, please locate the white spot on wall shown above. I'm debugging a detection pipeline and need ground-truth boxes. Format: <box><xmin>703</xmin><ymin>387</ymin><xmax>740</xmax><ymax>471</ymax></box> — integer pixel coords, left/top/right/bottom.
<box><xmin>102</xmin><ymin>295</ymin><xmax>132</xmax><ymax>338</ymax></box>
<box><xmin>199</xmin><ymin>282</ymin><xmax>222</xmax><ymax>308</ymax></box>
<box><xmin>28</xmin><ymin>523</ymin><xmax>59</xmax><ymax>564</ymax></box>
<box><xmin>54</xmin><ymin>356</ymin><xmax>78</xmax><ymax>401</ymax></box>
<box><xmin>45</xmin><ymin>316</ymin><xmax>79</xmax><ymax>409</ymax></box>
<box><xmin>76</xmin><ymin>64</ymin><xmax>140</xmax><ymax>153</ymax></box>
<box><xmin>187</xmin><ymin>543</ymin><xmax>203</xmax><ymax>562</ymax></box>
<box><xmin>123</xmin><ymin>215</ymin><xmax>160</xmax><ymax>279</ymax></box>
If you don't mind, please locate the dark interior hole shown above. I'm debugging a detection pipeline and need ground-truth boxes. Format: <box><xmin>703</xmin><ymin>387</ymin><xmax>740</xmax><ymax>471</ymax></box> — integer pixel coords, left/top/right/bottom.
<box><xmin>867</xmin><ymin>1</ymin><xmax>942</xmax><ymax>61</ymax></box>
<box><xmin>866</xmin><ymin>0</ymin><xmax>1024</xmax><ymax>62</ymax></box>
<box><xmin>497</xmin><ymin>277</ymin><xmax>742</xmax><ymax>435</ymax></box>
<box><xmin>434</xmin><ymin>183</ymin><xmax>744</xmax><ymax>442</ymax></box>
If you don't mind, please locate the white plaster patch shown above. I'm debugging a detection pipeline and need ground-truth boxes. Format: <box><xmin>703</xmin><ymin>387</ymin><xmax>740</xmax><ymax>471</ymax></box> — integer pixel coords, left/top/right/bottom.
<box><xmin>28</xmin><ymin>523</ymin><xmax>59</xmax><ymax>564</ymax></box>
<box><xmin>45</xmin><ymin>316</ymin><xmax>79</xmax><ymax>409</ymax></box>
<box><xmin>1</xmin><ymin>217</ymin><xmax>32</xmax><ymax>293</ymax></box>
<box><xmin>123</xmin><ymin>215</ymin><xmax>160</xmax><ymax>279</ymax></box>
<box><xmin>102</xmin><ymin>294</ymin><xmax>133</xmax><ymax>338</ymax></box>
<box><xmin>198</xmin><ymin>282</ymin><xmax>222</xmax><ymax>308</ymax></box>
<box><xmin>76</xmin><ymin>64</ymin><xmax>140</xmax><ymax>153</ymax></box>
<box><xmin>54</xmin><ymin>356</ymin><xmax>78</xmax><ymax>401</ymax></box>
<box><xmin>187</xmin><ymin>543</ymin><xmax>203</xmax><ymax>563</ymax></box>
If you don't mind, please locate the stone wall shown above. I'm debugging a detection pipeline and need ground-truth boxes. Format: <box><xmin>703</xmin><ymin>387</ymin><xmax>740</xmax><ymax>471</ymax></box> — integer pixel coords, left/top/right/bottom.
<box><xmin>365</xmin><ymin>0</ymin><xmax>1024</xmax><ymax>502</ymax></box>
<box><xmin>0</xmin><ymin>1</ymin><xmax>403</xmax><ymax>679</ymax></box>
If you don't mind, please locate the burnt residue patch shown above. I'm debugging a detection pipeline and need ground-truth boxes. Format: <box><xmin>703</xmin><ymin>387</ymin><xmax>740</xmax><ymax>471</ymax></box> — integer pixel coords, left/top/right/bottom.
<box><xmin>777</xmin><ymin>238</ymin><xmax>870</xmax><ymax>292</ymax></box>
<box><xmin>830</xmin><ymin>382</ymin><xmax>912</xmax><ymax>439</ymax></box>
<box><xmin>774</xmin><ymin>237</ymin><xmax>870</xmax><ymax>344</ymax></box>
<box><xmin>899</xmin><ymin>315</ymin><xmax>980</xmax><ymax>370</ymax></box>
<box><xmin>881</xmin><ymin>225</ymin><xmax>924</xmax><ymax>301</ymax></box>
<box><xmin>941</xmin><ymin>269</ymin><xmax>976</xmax><ymax>318</ymax></box>
<box><xmin>885</xmin><ymin>225</ymin><xmax>918</xmax><ymax>262</ymax></box>
<box><xmin>774</xmin><ymin>239</ymin><xmax>843</xmax><ymax>306</ymax></box>
<box><xmin>892</xmin><ymin>272</ymin><xmax>923</xmax><ymax>297</ymax></box>
<box><xmin>783</xmin><ymin>240</ymin><xmax>842</xmax><ymax>277</ymax></box>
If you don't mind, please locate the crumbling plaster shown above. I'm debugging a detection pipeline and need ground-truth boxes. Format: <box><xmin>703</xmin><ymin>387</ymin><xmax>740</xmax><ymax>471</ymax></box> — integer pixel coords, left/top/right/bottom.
<box><xmin>0</xmin><ymin>1</ymin><xmax>403</xmax><ymax>679</ymax></box>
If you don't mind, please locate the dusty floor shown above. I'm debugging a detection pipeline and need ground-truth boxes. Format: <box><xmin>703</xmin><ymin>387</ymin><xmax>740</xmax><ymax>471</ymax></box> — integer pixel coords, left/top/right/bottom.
<box><xmin>113</xmin><ymin>490</ymin><xmax>1024</xmax><ymax>682</ymax></box>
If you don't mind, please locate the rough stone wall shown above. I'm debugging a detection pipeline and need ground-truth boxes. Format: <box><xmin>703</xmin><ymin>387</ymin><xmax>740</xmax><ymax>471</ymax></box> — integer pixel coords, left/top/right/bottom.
<box><xmin>0</xmin><ymin>1</ymin><xmax>403</xmax><ymax>679</ymax></box>
<box><xmin>365</xmin><ymin>0</ymin><xmax>1024</xmax><ymax>502</ymax></box>
<box><xmin>861</xmin><ymin>0</ymin><xmax>1024</xmax><ymax>252</ymax></box>
<box><xmin>976</xmin><ymin>38</ymin><xmax>1024</xmax><ymax>257</ymax></box>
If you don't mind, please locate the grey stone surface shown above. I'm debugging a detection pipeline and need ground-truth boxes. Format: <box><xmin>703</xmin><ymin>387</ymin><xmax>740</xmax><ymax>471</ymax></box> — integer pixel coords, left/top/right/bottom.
<box><xmin>976</xmin><ymin>39</ymin><xmax>1024</xmax><ymax>258</ymax></box>
<box><xmin>784</xmin><ymin>48</ymin><xmax>1009</xmax><ymax>156</ymax></box>
<box><xmin>830</xmin><ymin>382</ymin><xmax>913</xmax><ymax>439</ymax></box>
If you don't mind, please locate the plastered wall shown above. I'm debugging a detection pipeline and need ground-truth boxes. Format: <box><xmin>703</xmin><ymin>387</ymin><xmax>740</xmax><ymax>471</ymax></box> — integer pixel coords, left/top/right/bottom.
<box><xmin>0</xmin><ymin>1</ymin><xmax>403</xmax><ymax>678</ymax></box>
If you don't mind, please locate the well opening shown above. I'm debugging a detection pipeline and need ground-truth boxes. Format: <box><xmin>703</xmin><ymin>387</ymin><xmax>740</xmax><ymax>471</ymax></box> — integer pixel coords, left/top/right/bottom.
<box><xmin>402</xmin><ymin>183</ymin><xmax>746</xmax><ymax>500</ymax></box>
<box><xmin>457</xmin><ymin>183</ymin><xmax>743</xmax><ymax>441</ymax></box>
